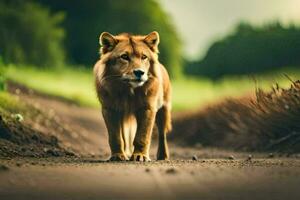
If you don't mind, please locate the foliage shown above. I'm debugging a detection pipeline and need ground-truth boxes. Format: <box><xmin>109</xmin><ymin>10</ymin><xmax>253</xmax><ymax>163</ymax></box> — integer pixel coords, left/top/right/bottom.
<box><xmin>0</xmin><ymin>0</ymin><xmax>65</xmax><ymax>67</ymax></box>
<box><xmin>0</xmin><ymin>74</ymin><xmax>6</xmax><ymax>91</ymax></box>
<box><xmin>37</xmin><ymin>0</ymin><xmax>182</xmax><ymax>78</ymax></box>
<box><xmin>0</xmin><ymin>58</ymin><xmax>6</xmax><ymax>91</ymax></box>
<box><xmin>172</xmin><ymin>80</ymin><xmax>300</xmax><ymax>153</ymax></box>
<box><xmin>185</xmin><ymin>22</ymin><xmax>300</xmax><ymax>79</ymax></box>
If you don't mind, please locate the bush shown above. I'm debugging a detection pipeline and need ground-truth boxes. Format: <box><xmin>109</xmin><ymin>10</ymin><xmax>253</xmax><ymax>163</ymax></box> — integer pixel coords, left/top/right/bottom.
<box><xmin>0</xmin><ymin>0</ymin><xmax>65</xmax><ymax>67</ymax></box>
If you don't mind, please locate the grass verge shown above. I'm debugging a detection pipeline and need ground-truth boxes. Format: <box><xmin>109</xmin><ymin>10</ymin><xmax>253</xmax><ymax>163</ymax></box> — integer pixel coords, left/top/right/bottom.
<box><xmin>172</xmin><ymin>80</ymin><xmax>300</xmax><ymax>153</ymax></box>
<box><xmin>3</xmin><ymin>64</ymin><xmax>300</xmax><ymax>111</ymax></box>
<box><xmin>4</xmin><ymin>65</ymin><xmax>98</xmax><ymax>107</ymax></box>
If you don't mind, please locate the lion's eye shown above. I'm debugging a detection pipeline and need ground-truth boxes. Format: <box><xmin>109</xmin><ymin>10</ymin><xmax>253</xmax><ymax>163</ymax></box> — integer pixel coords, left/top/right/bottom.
<box><xmin>141</xmin><ymin>54</ymin><xmax>147</xmax><ymax>60</ymax></box>
<box><xmin>120</xmin><ymin>54</ymin><xmax>130</xmax><ymax>61</ymax></box>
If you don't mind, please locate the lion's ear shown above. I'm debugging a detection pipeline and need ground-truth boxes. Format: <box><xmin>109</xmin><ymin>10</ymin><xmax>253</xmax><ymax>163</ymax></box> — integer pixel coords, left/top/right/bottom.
<box><xmin>99</xmin><ymin>32</ymin><xmax>118</xmax><ymax>54</ymax></box>
<box><xmin>144</xmin><ymin>31</ymin><xmax>160</xmax><ymax>52</ymax></box>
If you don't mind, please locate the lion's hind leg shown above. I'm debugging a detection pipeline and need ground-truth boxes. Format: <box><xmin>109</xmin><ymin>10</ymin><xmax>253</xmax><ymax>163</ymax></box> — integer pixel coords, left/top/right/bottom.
<box><xmin>155</xmin><ymin>105</ymin><xmax>171</xmax><ymax>160</ymax></box>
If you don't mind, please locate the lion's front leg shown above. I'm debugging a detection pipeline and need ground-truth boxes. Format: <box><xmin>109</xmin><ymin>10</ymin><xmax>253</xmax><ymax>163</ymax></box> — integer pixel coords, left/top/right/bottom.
<box><xmin>102</xmin><ymin>108</ymin><xmax>128</xmax><ymax>161</ymax></box>
<box><xmin>131</xmin><ymin>108</ymin><xmax>156</xmax><ymax>162</ymax></box>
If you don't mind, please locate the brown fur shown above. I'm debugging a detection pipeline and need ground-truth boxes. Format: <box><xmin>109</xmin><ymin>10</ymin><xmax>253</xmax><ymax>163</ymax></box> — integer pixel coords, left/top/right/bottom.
<box><xmin>93</xmin><ymin>31</ymin><xmax>172</xmax><ymax>161</ymax></box>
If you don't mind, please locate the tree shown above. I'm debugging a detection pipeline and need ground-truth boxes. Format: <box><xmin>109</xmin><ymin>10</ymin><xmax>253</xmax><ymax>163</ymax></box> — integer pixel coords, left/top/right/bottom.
<box><xmin>185</xmin><ymin>22</ymin><xmax>300</xmax><ymax>78</ymax></box>
<box><xmin>0</xmin><ymin>0</ymin><xmax>65</xmax><ymax>67</ymax></box>
<box><xmin>37</xmin><ymin>0</ymin><xmax>182</xmax><ymax>77</ymax></box>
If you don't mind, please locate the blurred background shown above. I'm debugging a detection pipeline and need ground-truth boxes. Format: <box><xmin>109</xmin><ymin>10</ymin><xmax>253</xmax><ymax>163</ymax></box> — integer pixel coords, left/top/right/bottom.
<box><xmin>1</xmin><ymin>0</ymin><xmax>300</xmax><ymax>111</ymax></box>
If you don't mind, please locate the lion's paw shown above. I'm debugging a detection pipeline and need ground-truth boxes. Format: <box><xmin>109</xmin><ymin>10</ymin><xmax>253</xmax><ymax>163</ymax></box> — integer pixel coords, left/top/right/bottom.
<box><xmin>157</xmin><ymin>151</ymin><xmax>170</xmax><ymax>161</ymax></box>
<box><xmin>130</xmin><ymin>153</ymin><xmax>151</xmax><ymax>162</ymax></box>
<box><xmin>109</xmin><ymin>153</ymin><xmax>128</xmax><ymax>162</ymax></box>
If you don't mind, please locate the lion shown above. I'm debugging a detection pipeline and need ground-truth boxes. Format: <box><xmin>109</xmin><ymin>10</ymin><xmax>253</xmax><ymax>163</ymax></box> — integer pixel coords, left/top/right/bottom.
<box><xmin>93</xmin><ymin>31</ymin><xmax>172</xmax><ymax>161</ymax></box>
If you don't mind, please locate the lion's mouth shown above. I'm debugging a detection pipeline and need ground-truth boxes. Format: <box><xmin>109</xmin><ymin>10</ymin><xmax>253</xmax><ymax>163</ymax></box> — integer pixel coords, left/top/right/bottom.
<box><xmin>122</xmin><ymin>78</ymin><xmax>147</xmax><ymax>88</ymax></box>
<box><xmin>132</xmin><ymin>79</ymin><xmax>144</xmax><ymax>83</ymax></box>
<box><xmin>123</xmin><ymin>78</ymin><xmax>145</xmax><ymax>83</ymax></box>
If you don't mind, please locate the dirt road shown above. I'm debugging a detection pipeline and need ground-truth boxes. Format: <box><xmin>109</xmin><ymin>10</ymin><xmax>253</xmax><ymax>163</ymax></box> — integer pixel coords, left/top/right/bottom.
<box><xmin>1</xmin><ymin>159</ymin><xmax>300</xmax><ymax>200</ymax></box>
<box><xmin>1</xmin><ymin>83</ymin><xmax>300</xmax><ymax>200</ymax></box>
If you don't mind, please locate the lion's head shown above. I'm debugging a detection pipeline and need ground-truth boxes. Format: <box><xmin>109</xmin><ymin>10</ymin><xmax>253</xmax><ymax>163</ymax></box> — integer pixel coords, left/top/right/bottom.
<box><xmin>98</xmin><ymin>31</ymin><xmax>160</xmax><ymax>88</ymax></box>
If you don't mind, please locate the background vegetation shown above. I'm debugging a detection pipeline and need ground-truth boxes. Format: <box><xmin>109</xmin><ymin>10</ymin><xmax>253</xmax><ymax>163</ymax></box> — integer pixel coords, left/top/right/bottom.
<box><xmin>36</xmin><ymin>0</ymin><xmax>182</xmax><ymax>77</ymax></box>
<box><xmin>1</xmin><ymin>0</ymin><xmax>300</xmax><ymax>112</ymax></box>
<box><xmin>172</xmin><ymin>80</ymin><xmax>300</xmax><ymax>153</ymax></box>
<box><xmin>185</xmin><ymin>22</ymin><xmax>300</xmax><ymax>79</ymax></box>
<box><xmin>0</xmin><ymin>60</ymin><xmax>5</xmax><ymax>91</ymax></box>
<box><xmin>0</xmin><ymin>0</ymin><xmax>182</xmax><ymax>77</ymax></box>
<box><xmin>2</xmin><ymin>63</ymin><xmax>300</xmax><ymax>111</ymax></box>
<box><xmin>0</xmin><ymin>0</ymin><xmax>65</xmax><ymax>67</ymax></box>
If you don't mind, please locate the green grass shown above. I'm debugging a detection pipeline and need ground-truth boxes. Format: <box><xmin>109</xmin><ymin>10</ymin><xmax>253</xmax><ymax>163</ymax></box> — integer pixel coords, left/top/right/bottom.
<box><xmin>0</xmin><ymin>91</ymin><xmax>27</xmax><ymax>114</ymax></box>
<box><xmin>3</xmin><ymin>64</ymin><xmax>300</xmax><ymax>111</ymax></box>
<box><xmin>4</xmin><ymin>65</ymin><xmax>99</xmax><ymax>107</ymax></box>
<box><xmin>172</xmin><ymin>69</ymin><xmax>300</xmax><ymax>110</ymax></box>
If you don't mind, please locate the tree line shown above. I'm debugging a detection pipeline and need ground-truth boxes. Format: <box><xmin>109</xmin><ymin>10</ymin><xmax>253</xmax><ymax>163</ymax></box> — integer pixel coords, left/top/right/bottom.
<box><xmin>185</xmin><ymin>22</ymin><xmax>300</xmax><ymax>79</ymax></box>
<box><xmin>0</xmin><ymin>0</ymin><xmax>182</xmax><ymax>78</ymax></box>
<box><xmin>1</xmin><ymin>0</ymin><xmax>299</xmax><ymax>79</ymax></box>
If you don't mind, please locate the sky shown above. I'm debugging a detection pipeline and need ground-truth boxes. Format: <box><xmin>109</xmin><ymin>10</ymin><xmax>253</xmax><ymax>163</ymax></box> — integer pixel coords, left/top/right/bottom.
<box><xmin>159</xmin><ymin>0</ymin><xmax>300</xmax><ymax>60</ymax></box>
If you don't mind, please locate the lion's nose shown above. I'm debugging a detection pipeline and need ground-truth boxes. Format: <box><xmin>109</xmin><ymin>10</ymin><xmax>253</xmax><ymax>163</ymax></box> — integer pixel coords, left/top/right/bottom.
<box><xmin>133</xmin><ymin>69</ymin><xmax>145</xmax><ymax>79</ymax></box>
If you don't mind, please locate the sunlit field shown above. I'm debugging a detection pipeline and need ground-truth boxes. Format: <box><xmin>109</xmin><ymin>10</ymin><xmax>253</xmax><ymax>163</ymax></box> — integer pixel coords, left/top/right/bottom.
<box><xmin>3</xmin><ymin>64</ymin><xmax>300</xmax><ymax>111</ymax></box>
<box><xmin>171</xmin><ymin>69</ymin><xmax>300</xmax><ymax>110</ymax></box>
<box><xmin>4</xmin><ymin>65</ymin><xmax>97</xmax><ymax>107</ymax></box>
